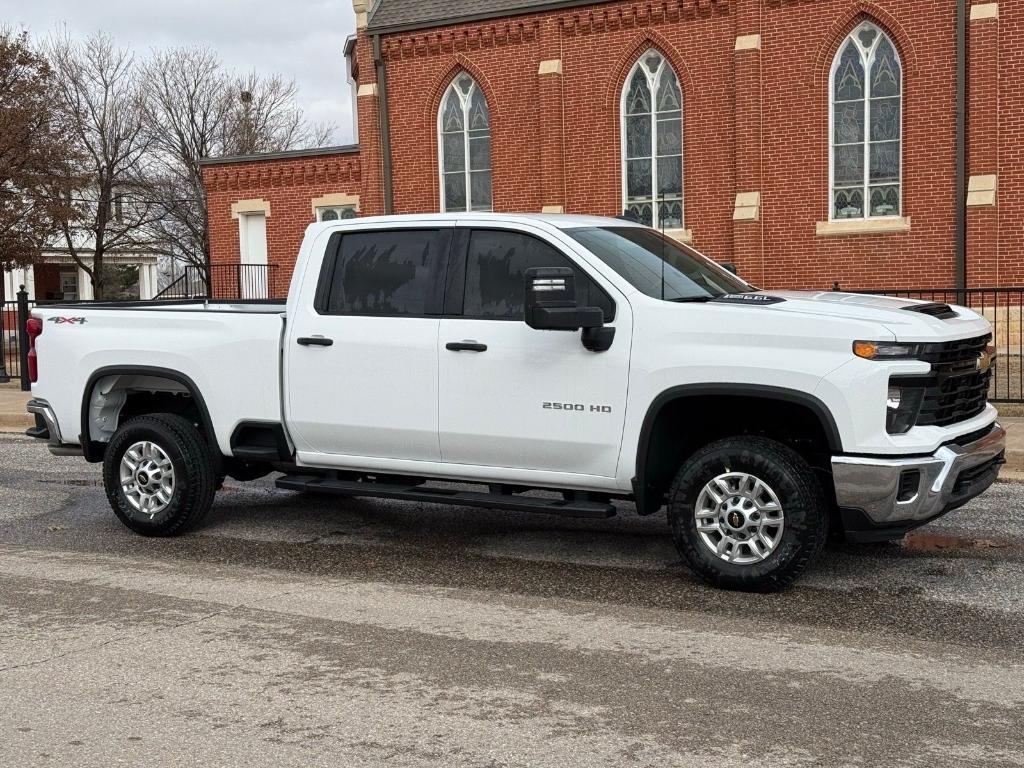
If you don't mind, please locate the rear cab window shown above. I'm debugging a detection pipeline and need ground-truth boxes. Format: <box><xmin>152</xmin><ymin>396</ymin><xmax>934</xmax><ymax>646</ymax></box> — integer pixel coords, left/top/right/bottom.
<box><xmin>316</xmin><ymin>229</ymin><xmax>452</xmax><ymax>316</ymax></box>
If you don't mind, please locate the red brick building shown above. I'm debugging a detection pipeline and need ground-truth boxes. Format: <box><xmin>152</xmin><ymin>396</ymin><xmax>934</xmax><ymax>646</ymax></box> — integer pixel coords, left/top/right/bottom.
<box><xmin>202</xmin><ymin>0</ymin><xmax>1020</xmax><ymax>294</ymax></box>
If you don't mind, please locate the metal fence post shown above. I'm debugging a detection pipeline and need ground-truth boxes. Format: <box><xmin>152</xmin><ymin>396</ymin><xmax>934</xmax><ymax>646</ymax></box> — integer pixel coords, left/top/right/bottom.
<box><xmin>17</xmin><ymin>286</ymin><xmax>30</xmax><ymax>391</ymax></box>
<box><xmin>0</xmin><ymin>297</ymin><xmax>9</xmax><ymax>384</ymax></box>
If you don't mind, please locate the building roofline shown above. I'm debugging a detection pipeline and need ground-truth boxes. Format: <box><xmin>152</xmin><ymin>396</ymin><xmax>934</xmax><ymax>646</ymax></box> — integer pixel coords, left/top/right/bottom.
<box><xmin>199</xmin><ymin>144</ymin><xmax>360</xmax><ymax>167</ymax></box>
<box><xmin>366</xmin><ymin>0</ymin><xmax>616</xmax><ymax>35</ymax></box>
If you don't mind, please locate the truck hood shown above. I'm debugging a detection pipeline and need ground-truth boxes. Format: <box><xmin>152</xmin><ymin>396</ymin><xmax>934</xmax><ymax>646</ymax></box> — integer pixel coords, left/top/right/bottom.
<box><xmin>714</xmin><ymin>290</ymin><xmax>991</xmax><ymax>341</ymax></box>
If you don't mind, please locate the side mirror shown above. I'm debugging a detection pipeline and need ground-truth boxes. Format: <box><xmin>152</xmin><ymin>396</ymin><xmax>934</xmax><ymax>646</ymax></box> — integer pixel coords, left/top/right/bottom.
<box><xmin>524</xmin><ymin>267</ymin><xmax>615</xmax><ymax>352</ymax></box>
<box><xmin>719</xmin><ymin>262</ymin><xmax>739</xmax><ymax>276</ymax></box>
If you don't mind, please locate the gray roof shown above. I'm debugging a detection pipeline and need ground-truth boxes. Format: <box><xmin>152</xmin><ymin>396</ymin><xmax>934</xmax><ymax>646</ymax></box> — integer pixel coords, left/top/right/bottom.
<box><xmin>367</xmin><ymin>0</ymin><xmax>611</xmax><ymax>33</ymax></box>
<box><xmin>199</xmin><ymin>144</ymin><xmax>359</xmax><ymax>166</ymax></box>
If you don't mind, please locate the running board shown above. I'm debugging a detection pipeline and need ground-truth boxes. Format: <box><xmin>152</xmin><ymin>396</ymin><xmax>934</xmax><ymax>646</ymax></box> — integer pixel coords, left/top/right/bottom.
<box><xmin>275</xmin><ymin>474</ymin><xmax>617</xmax><ymax>519</ymax></box>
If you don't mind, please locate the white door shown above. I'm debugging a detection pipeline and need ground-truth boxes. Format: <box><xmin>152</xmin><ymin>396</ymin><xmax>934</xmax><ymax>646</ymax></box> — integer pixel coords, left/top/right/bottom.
<box><xmin>438</xmin><ymin>227</ymin><xmax>632</xmax><ymax>477</ymax></box>
<box><xmin>285</xmin><ymin>227</ymin><xmax>452</xmax><ymax>463</ymax></box>
<box><xmin>238</xmin><ymin>213</ymin><xmax>268</xmax><ymax>299</ymax></box>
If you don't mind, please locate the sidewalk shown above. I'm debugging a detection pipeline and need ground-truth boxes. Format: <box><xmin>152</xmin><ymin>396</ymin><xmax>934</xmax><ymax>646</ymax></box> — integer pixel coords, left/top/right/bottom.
<box><xmin>0</xmin><ymin>383</ymin><xmax>32</xmax><ymax>433</ymax></box>
<box><xmin>2</xmin><ymin>384</ymin><xmax>1024</xmax><ymax>479</ymax></box>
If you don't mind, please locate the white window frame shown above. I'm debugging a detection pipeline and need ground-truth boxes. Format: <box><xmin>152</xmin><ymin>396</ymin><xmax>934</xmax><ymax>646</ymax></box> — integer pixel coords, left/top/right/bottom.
<box><xmin>619</xmin><ymin>50</ymin><xmax>685</xmax><ymax>231</ymax></box>
<box><xmin>437</xmin><ymin>74</ymin><xmax>492</xmax><ymax>213</ymax></box>
<box><xmin>828</xmin><ymin>21</ymin><xmax>903</xmax><ymax>222</ymax></box>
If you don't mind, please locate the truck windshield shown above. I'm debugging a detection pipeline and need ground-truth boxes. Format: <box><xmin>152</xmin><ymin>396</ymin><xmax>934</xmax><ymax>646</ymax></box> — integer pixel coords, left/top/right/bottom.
<box><xmin>565</xmin><ymin>227</ymin><xmax>754</xmax><ymax>302</ymax></box>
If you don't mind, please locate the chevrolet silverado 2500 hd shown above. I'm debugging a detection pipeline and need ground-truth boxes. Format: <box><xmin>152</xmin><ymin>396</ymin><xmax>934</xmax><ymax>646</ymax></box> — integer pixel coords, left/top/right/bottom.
<box><xmin>25</xmin><ymin>213</ymin><xmax>1006</xmax><ymax>591</ymax></box>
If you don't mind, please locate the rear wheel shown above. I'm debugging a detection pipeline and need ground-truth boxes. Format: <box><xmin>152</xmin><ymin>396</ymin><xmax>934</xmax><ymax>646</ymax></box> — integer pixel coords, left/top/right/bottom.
<box><xmin>667</xmin><ymin>436</ymin><xmax>828</xmax><ymax>592</ymax></box>
<box><xmin>103</xmin><ymin>413</ymin><xmax>217</xmax><ymax>537</ymax></box>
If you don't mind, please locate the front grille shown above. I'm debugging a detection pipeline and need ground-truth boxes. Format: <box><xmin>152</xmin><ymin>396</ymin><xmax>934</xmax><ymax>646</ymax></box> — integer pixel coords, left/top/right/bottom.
<box><xmin>915</xmin><ymin>335</ymin><xmax>993</xmax><ymax>428</ymax></box>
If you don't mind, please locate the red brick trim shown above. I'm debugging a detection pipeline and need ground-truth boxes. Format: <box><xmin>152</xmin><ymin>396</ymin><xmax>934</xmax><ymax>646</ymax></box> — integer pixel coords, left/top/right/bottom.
<box><xmin>813</xmin><ymin>2</ymin><xmax>918</xmax><ymax>87</ymax></box>
<box><xmin>606</xmin><ymin>28</ymin><xmax>696</xmax><ymax>110</ymax></box>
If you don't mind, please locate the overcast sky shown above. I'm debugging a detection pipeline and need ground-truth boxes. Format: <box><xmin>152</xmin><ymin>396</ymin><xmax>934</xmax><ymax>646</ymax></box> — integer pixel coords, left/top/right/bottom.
<box><xmin>1</xmin><ymin>0</ymin><xmax>358</xmax><ymax>145</ymax></box>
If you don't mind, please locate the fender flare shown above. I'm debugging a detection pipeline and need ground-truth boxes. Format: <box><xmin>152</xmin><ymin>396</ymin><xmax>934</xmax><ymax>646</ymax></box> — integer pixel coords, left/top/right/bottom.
<box><xmin>632</xmin><ymin>384</ymin><xmax>843</xmax><ymax>515</ymax></box>
<box><xmin>79</xmin><ymin>365</ymin><xmax>216</xmax><ymax>463</ymax></box>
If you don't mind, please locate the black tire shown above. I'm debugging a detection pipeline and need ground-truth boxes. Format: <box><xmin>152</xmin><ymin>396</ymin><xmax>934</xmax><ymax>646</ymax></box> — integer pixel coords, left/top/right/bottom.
<box><xmin>102</xmin><ymin>413</ymin><xmax>217</xmax><ymax>537</ymax></box>
<box><xmin>667</xmin><ymin>436</ymin><xmax>828</xmax><ymax>592</ymax></box>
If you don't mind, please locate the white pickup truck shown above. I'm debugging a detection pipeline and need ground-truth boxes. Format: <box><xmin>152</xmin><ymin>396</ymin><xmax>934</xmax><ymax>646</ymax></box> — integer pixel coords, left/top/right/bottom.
<box><xmin>25</xmin><ymin>213</ymin><xmax>1005</xmax><ymax>591</ymax></box>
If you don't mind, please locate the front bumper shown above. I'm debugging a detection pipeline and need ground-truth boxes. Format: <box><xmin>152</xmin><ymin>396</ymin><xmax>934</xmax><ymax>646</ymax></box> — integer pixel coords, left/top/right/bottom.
<box><xmin>832</xmin><ymin>423</ymin><xmax>1006</xmax><ymax>542</ymax></box>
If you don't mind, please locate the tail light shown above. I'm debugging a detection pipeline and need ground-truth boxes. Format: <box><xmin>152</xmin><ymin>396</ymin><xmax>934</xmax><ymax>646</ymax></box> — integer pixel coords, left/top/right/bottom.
<box><xmin>26</xmin><ymin>317</ymin><xmax>43</xmax><ymax>384</ymax></box>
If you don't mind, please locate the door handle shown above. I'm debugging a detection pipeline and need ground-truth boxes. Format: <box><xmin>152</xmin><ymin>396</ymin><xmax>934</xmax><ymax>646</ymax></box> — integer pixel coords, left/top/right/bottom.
<box><xmin>297</xmin><ymin>336</ymin><xmax>334</xmax><ymax>347</ymax></box>
<box><xmin>446</xmin><ymin>341</ymin><xmax>488</xmax><ymax>353</ymax></box>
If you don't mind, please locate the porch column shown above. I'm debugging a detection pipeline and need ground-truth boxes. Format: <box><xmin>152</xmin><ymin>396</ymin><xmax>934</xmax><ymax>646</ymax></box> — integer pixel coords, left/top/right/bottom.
<box><xmin>78</xmin><ymin>268</ymin><xmax>94</xmax><ymax>300</ymax></box>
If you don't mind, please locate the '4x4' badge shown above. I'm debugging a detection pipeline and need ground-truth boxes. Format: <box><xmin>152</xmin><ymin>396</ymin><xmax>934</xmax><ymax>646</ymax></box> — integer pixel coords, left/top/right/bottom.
<box><xmin>47</xmin><ymin>317</ymin><xmax>87</xmax><ymax>325</ymax></box>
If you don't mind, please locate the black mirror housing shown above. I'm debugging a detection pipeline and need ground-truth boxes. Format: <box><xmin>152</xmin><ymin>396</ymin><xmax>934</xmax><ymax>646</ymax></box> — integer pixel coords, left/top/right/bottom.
<box><xmin>524</xmin><ymin>266</ymin><xmax>615</xmax><ymax>352</ymax></box>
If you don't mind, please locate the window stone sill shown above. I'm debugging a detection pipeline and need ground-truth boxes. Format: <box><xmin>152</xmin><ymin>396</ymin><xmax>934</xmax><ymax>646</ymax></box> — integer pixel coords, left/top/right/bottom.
<box><xmin>816</xmin><ymin>217</ymin><xmax>911</xmax><ymax>236</ymax></box>
<box><xmin>664</xmin><ymin>228</ymin><xmax>693</xmax><ymax>244</ymax></box>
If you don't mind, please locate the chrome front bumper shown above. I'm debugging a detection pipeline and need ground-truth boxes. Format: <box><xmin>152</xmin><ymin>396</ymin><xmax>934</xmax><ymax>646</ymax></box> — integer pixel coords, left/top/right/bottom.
<box><xmin>832</xmin><ymin>424</ymin><xmax>1006</xmax><ymax>530</ymax></box>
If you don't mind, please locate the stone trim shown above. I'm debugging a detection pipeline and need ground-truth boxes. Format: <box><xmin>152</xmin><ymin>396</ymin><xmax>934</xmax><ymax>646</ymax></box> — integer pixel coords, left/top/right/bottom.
<box><xmin>970</xmin><ymin>3</ymin><xmax>998</xmax><ymax>21</ymax></box>
<box><xmin>816</xmin><ymin>217</ymin><xmax>911</xmax><ymax>236</ymax></box>
<box><xmin>967</xmin><ymin>174</ymin><xmax>998</xmax><ymax>207</ymax></box>
<box><xmin>311</xmin><ymin>193</ymin><xmax>361</xmax><ymax>216</ymax></box>
<box><xmin>665</xmin><ymin>228</ymin><xmax>694</xmax><ymax>245</ymax></box>
<box><xmin>231</xmin><ymin>199</ymin><xmax>271</xmax><ymax>219</ymax></box>
<box><xmin>538</xmin><ymin>59</ymin><xmax>563</xmax><ymax>76</ymax></box>
<box><xmin>733</xmin><ymin>192</ymin><xmax>761</xmax><ymax>221</ymax></box>
<box><xmin>541</xmin><ymin>204</ymin><xmax>564</xmax><ymax>213</ymax></box>
<box><xmin>357</xmin><ymin>83</ymin><xmax>378</xmax><ymax>97</ymax></box>
<box><xmin>735</xmin><ymin>34</ymin><xmax>762</xmax><ymax>52</ymax></box>
<box><xmin>353</xmin><ymin>0</ymin><xmax>368</xmax><ymax>28</ymax></box>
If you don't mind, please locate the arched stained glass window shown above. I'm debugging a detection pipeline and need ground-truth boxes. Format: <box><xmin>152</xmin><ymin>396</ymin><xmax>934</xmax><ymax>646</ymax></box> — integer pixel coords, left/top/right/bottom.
<box><xmin>830</xmin><ymin>21</ymin><xmax>902</xmax><ymax>220</ymax></box>
<box><xmin>438</xmin><ymin>74</ymin><xmax>492</xmax><ymax>212</ymax></box>
<box><xmin>620</xmin><ymin>50</ymin><xmax>683</xmax><ymax>230</ymax></box>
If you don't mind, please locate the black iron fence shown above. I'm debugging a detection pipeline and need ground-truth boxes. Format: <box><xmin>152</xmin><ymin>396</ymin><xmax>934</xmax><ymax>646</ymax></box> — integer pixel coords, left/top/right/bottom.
<box><xmin>155</xmin><ymin>264</ymin><xmax>281</xmax><ymax>301</ymax></box>
<box><xmin>846</xmin><ymin>286</ymin><xmax>1023</xmax><ymax>403</ymax></box>
<box><xmin>1</xmin><ymin>293</ymin><xmax>36</xmax><ymax>389</ymax></box>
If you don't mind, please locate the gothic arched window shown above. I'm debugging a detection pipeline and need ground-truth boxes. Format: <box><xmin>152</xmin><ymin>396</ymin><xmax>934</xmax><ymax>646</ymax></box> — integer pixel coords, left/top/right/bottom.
<box><xmin>439</xmin><ymin>74</ymin><xmax>492</xmax><ymax>212</ymax></box>
<box><xmin>830</xmin><ymin>21</ymin><xmax>902</xmax><ymax>219</ymax></box>
<box><xmin>621</xmin><ymin>50</ymin><xmax>683</xmax><ymax>229</ymax></box>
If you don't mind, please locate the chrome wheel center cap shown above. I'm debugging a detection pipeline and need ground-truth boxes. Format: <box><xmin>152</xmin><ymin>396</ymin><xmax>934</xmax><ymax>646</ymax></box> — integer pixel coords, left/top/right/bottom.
<box><xmin>120</xmin><ymin>441</ymin><xmax>176</xmax><ymax>519</ymax></box>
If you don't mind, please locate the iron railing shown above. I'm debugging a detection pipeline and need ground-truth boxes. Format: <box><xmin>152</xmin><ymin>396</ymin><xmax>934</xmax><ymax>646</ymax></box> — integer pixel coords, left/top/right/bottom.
<box><xmin>154</xmin><ymin>264</ymin><xmax>281</xmax><ymax>301</ymax></box>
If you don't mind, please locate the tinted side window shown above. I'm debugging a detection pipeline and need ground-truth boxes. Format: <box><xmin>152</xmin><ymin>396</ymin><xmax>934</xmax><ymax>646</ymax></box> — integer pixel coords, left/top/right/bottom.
<box><xmin>323</xmin><ymin>230</ymin><xmax>447</xmax><ymax>316</ymax></box>
<box><xmin>463</xmin><ymin>230</ymin><xmax>615</xmax><ymax>321</ymax></box>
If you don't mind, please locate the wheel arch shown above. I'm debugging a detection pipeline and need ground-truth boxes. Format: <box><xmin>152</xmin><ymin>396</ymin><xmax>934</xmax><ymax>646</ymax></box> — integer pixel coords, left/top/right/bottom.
<box><xmin>80</xmin><ymin>365</ymin><xmax>216</xmax><ymax>463</ymax></box>
<box><xmin>632</xmin><ymin>384</ymin><xmax>843</xmax><ymax>516</ymax></box>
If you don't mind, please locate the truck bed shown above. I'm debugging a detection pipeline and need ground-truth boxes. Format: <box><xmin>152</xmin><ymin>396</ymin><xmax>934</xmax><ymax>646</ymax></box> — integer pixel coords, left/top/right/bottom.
<box><xmin>30</xmin><ymin>301</ymin><xmax>287</xmax><ymax>457</ymax></box>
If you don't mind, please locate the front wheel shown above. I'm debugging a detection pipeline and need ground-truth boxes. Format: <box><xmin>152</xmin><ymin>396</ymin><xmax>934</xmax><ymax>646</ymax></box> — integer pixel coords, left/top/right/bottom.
<box><xmin>103</xmin><ymin>413</ymin><xmax>217</xmax><ymax>537</ymax></box>
<box><xmin>667</xmin><ymin>436</ymin><xmax>828</xmax><ymax>592</ymax></box>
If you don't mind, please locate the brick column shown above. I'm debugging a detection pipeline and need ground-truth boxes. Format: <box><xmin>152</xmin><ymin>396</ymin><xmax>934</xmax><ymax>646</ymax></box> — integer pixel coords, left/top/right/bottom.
<box><xmin>731</xmin><ymin>0</ymin><xmax>764</xmax><ymax>284</ymax></box>
<box><xmin>352</xmin><ymin>5</ymin><xmax>385</xmax><ymax>216</ymax></box>
<box><xmin>966</xmin><ymin>2</ymin><xmax>1000</xmax><ymax>285</ymax></box>
<box><xmin>537</xmin><ymin>16</ymin><xmax>566</xmax><ymax>213</ymax></box>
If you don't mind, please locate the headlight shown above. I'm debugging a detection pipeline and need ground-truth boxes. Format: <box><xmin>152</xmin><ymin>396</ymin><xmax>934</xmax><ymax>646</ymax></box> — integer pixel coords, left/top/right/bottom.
<box><xmin>886</xmin><ymin>385</ymin><xmax>925</xmax><ymax>434</ymax></box>
<box><xmin>854</xmin><ymin>341</ymin><xmax>923</xmax><ymax>360</ymax></box>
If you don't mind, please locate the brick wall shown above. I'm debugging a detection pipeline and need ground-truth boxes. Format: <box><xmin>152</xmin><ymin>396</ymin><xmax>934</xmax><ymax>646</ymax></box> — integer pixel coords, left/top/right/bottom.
<box><xmin>205</xmin><ymin>0</ymin><xmax>1024</xmax><ymax>293</ymax></box>
<box><xmin>202</xmin><ymin>150</ymin><xmax>361</xmax><ymax>298</ymax></box>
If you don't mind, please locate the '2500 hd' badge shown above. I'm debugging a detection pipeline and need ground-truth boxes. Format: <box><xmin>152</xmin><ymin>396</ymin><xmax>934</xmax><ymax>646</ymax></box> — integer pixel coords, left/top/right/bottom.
<box><xmin>47</xmin><ymin>317</ymin><xmax>87</xmax><ymax>325</ymax></box>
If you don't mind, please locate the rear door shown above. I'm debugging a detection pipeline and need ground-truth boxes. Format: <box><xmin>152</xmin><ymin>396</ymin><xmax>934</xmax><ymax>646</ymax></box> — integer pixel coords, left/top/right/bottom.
<box><xmin>437</xmin><ymin>224</ymin><xmax>632</xmax><ymax>477</ymax></box>
<box><xmin>285</xmin><ymin>225</ymin><xmax>452</xmax><ymax>462</ymax></box>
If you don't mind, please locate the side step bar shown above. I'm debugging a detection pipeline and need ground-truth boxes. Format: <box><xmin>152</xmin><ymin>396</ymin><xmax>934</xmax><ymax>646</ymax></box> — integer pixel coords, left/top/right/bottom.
<box><xmin>275</xmin><ymin>474</ymin><xmax>617</xmax><ymax>519</ymax></box>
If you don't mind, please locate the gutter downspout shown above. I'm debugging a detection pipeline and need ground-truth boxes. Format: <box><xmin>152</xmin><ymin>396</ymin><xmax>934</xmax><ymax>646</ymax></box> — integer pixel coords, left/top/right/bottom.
<box><xmin>955</xmin><ymin>0</ymin><xmax>967</xmax><ymax>295</ymax></box>
<box><xmin>373</xmin><ymin>34</ymin><xmax>395</xmax><ymax>215</ymax></box>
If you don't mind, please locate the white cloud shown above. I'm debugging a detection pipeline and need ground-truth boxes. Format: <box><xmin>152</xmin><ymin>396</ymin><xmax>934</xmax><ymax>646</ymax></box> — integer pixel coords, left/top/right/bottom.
<box><xmin>2</xmin><ymin>0</ymin><xmax>358</xmax><ymax>144</ymax></box>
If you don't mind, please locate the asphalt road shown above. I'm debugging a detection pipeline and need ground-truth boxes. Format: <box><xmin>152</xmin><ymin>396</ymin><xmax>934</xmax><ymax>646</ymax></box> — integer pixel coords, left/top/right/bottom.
<box><xmin>0</xmin><ymin>433</ymin><xmax>1022</xmax><ymax>767</ymax></box>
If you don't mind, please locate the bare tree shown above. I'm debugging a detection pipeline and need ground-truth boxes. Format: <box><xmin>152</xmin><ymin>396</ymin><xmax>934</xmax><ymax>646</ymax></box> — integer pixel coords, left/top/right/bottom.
<box><xmin>0</xmin><ymin>29</ymin><xmax>81</xmax><ymax>295</ymax></box>
<box><xmin>141</xmin><ymin>47</ymin><xmax>333</xmax><ymax>284</ymax></box>
<box><xmin>46</xmin><ymin>32</ymin><xmax>158</xmax><ymax>300</ymax></box>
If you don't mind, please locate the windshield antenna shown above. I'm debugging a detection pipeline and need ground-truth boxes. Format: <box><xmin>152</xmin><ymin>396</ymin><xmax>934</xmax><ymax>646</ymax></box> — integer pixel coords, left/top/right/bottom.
<box><xmin>660</xmin><ymin>196</ymin><xmax>667</xmax><ymax>301</ymax></box>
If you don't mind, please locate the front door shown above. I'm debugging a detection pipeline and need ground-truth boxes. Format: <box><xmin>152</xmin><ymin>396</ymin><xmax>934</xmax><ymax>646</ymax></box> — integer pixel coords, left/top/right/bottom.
<box><xmin>286</xmin><ymin>226</ymin><xmax>452</xmax><ymax>463</ymax></box>
<box><xmin>438</xmin><ymin>226</ymin><xmax>632</xmax><ymax>477</ymax></box>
